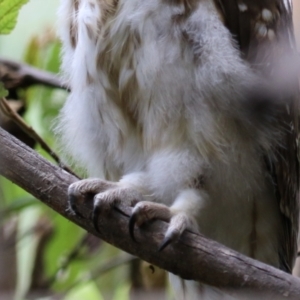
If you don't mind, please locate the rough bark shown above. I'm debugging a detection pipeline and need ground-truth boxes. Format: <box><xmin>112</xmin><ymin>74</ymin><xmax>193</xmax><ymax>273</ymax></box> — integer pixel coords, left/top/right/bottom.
<box><xmin>0</xmin><ymin>127</ymin><xmax>300</xmax><ymax>299</ymax></box>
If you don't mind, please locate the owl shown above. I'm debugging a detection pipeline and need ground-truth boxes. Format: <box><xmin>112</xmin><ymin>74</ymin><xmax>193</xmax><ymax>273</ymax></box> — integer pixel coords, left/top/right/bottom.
<box><xmin>57</xmin><ymin>0</ymin><xmax>300</xmax><ymax>298</ymax></box>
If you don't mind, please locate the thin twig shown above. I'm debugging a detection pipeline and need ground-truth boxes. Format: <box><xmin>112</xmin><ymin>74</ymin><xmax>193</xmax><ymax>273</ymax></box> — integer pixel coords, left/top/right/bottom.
<box><xmin>0</xmin><ymin>57</ymin><xmax>68</xmax><ymax>90</ymax></box>
<box><xmin>46</xmin><ymin>234</ymin><xmax>97</xmax><ymax>286</ymax></box>
<box><xmin>0</xmin><ymin>97</ymin><xmax>77</xmax><ymax>177</ymax></box>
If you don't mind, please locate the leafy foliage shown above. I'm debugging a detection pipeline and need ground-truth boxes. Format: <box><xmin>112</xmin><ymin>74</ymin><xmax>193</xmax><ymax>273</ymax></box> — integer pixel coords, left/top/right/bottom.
<box><xmin>0</xmin><ymin>0</ymin><xmax>29</xmax><ymax>34</ymax></box>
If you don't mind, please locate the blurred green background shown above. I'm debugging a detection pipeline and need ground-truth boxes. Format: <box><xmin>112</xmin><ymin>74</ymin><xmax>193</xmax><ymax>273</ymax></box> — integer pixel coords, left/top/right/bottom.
<box><xmin>0</xmin><ymin>0</ymin><xmax>60</xmax><ymax>59</ymax></box>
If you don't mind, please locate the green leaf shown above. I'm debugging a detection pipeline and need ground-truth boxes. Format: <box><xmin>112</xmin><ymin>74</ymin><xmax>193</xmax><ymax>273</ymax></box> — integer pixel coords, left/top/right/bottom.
<box><xmin>64</xmin><ymin>282</ymin><xmax>104</xmax><ymax>300</ymax></box>
<box><xmin>0</xmin><ymin>0</ymin><xmax>30</xmax><ymax>34</ymax></box>
<box><xmin>0</xmin><ymin>82</ymin><xmax>8</xmax><ymax>97</ymax></box>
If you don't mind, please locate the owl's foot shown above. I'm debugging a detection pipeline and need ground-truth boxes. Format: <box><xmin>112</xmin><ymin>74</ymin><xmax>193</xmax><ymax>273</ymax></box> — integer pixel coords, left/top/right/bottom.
<box><xmin>68</xmin><ymin>179</ymin><xmax>141</xmax><ymax>231</ymax></box>
<box><xmin>129</xmin><ymin>201</ymin><xmax>197</xmax><ymax>251</ymax></box>
<box><xmin>69</xmin><ymin>180</ymin><xmax>198</xmax><ymax>250</ymax></box>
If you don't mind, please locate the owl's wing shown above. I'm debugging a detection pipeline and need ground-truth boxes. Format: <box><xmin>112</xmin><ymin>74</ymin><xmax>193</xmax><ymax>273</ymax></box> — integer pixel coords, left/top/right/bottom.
<box><xmin>216</xmin><ymin>0</ymin><xmax>300</xmax><ymax>272</ymax></box>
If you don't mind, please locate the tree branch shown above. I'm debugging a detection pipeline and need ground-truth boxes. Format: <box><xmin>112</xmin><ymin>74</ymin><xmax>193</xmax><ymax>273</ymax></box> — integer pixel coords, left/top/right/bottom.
<box><xmin>0</xmin><ymin>97</ymin><xmax>75</xmax><ymax>176</ymax></box>
<box><xmin>0</xmin><ymin>58</ymin><xmax>67</xmax><ymax>90</ymax></box>
<box><xmin>0</xmin><ymin>127</ymin><xmax>300</xmax><ymax>299</ymax></box>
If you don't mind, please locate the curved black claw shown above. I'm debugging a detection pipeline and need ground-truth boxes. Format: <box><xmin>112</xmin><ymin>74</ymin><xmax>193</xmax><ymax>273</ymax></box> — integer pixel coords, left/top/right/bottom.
<box><xmin>129</xmin><ymin>214</ymin><xmax>138</xmax><ymax>242</ymax></box>
<box><xmin>69</xmin><ymin>194</ymin><xmax>84</xmax><ymax>218</ymax></box>
<box><xmin>92</xmin><ymin>205</ymin><xmax>101</xmax><ymax>233</ymax></box>
<box><xmin>158</xmin><ymin>235</ymin><xmax>174</xmax><ymax>252</ymax></box>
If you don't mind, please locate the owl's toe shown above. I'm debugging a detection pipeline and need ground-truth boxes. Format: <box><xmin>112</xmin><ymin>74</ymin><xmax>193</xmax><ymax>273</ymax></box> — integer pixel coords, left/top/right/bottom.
<box><xmin>68</xmin><ymin>179</ymin><xmax>115</xmax><ymax>218</ymax></box>
<box><xmin>129</xmin><ymin>202</ymin><xmax>197</xmax><ymax>250</ymax></box>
